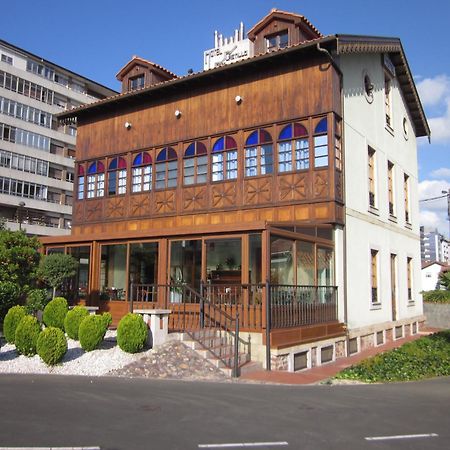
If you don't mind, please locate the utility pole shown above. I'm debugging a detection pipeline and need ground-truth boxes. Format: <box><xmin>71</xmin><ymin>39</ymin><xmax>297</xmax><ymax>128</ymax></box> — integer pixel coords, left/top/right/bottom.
<box><xmin>443</xmin><ymin>189</ymin><xmax>450</xmax><ymax>240</ymax></box>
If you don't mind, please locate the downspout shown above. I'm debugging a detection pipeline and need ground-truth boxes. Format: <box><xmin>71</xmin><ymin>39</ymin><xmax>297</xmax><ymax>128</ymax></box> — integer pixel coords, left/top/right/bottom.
<box><xmin>317</xmin><ymin>39</ymin><xmax>350</xmax><ymax>354</ymax></box>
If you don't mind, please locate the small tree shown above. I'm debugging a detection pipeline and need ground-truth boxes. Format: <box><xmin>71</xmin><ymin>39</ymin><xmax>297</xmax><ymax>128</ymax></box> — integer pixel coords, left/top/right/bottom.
<box><xmin>38</xmin><ymin>253</ymin><xmax>78</xmax><ymax>298</ymax></box>
<box><xmin>0</xmin><ymin>228</ymin><xmax>41</xmax><ymax>320</ymax></box>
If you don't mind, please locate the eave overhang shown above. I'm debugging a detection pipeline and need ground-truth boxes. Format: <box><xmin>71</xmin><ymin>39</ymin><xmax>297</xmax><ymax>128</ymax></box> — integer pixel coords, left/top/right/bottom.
<box><xmin>336</xmin><ymin>34</ymin><xmax>430</xmax><ymax>138</ymax></box>
<box><xmin>58</xmin><ymin>34</ymin><xmax>429</xmax><ymax>139</ymax></box>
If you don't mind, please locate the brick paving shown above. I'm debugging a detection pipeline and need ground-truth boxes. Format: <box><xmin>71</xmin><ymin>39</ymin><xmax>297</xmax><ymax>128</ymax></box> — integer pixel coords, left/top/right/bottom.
<box><xmin>240</xmin><ymin>328</ymin><xmax>441</xmax><ymax>385</ymax></box>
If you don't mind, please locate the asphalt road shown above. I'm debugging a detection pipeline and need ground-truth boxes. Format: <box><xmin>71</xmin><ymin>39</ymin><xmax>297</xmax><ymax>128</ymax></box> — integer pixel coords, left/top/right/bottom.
<box><xmin>0</xmin><ymin>374</ymin><xmax>449</xmax><ymax>450</ymax></box>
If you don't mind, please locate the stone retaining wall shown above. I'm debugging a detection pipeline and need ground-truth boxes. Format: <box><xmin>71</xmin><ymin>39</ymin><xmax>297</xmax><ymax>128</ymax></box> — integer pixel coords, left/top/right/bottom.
<box><xmin>424</xmin><ymin>303</ymin><xmax>450</xmax><ymax>329</ymax></box>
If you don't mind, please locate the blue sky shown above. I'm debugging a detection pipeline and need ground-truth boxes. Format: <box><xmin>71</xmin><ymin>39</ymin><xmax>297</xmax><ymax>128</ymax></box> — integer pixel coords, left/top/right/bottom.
<box><xmin>3</xmin><ymin>0</ymin><xmax>449</xmax><ymax>236</ymax></box>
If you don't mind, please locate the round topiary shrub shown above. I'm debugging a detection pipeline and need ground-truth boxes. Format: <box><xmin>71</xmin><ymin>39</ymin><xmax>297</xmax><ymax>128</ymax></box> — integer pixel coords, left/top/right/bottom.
<box><xmin>64</xmin><ymin>306</ymin><xmax>89</xmax><ymax>340</ymax></box>
<box><xmin>15</xmin><ymin>315</ymin><xmax>41</xmax><ymax>356</ymax></box>
<box><xmin>43</xmin><ymin>297</ymin><xmax>68</xmax><ymax>330</ymax></box>
<box><xmin>78</xmin><ymin>314</ymin><xmax>108</xmax><ymax>352</ymax></box>
<box><xmin>3</xmin><ymin>305</ymin><xmax>26</xmax><ymax>344</ymax></box>
<box><xmin>36</xmin><ymin>327</ymin><xmax>67</xmax><ymax>366</ymax></box>
<box><xmin>117</xmin><ymin>313</ymin><xmax>148</xmax><ymax>354</ymax></box>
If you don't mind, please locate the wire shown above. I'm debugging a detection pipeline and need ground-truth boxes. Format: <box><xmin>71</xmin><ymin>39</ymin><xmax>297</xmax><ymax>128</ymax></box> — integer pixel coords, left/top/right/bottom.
<box><xmin>419</xmin><ymin>194</ymin><xmax>448</xmax><ymax>203</ymax></box>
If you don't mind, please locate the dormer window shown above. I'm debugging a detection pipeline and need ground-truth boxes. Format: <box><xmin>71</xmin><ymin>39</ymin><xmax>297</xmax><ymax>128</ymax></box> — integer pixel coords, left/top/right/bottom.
<box><xmin>129</xmin><ymin>74</ymin><xmax>145</xmax><ymax>91</ymax></box>
<box><xmin>266</xmin><ymin>30</ymin><xmax>288</xmax><ymax>51</ymax></box>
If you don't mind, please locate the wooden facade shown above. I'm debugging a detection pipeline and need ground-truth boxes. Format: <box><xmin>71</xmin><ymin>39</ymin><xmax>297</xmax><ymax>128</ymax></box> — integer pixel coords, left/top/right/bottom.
<box><xmin>43</xmin><ymin>11</ymin><xmax>347</xmax><ymax>349</ymax></box>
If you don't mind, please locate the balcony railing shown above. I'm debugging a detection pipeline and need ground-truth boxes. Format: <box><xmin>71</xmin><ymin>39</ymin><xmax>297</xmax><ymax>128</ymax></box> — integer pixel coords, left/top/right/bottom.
<box><xmin>129</xmin><ymin>283</ymin><xmax>338</xmax><ymax>331</ymax></box>
<box><xmin>269</xmin><ymin>285</ymin><xmax>338</xmax><ymax>328</ymax></box>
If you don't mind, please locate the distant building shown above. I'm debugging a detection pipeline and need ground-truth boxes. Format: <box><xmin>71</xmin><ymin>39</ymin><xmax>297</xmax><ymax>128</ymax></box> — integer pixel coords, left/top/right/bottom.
<box><xmin>421</xmin><ymin>261</ymin><xmax>449</xmax><ymax>291</ymax></box>
<box><xmin>0</xmin><ymin>39</ymin><xmax>116</xmax><ymax>235</ymax></box>
<box><xmin>420</xmin><ymin>226</ymin><xmax>449</xmax><ymax>264</ymax></box>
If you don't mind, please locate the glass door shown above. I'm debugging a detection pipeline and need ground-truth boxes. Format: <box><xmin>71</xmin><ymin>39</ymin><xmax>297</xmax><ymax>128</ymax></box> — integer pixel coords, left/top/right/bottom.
<box><xmin>169</xmin><ymin>240</ymin><xmax>202</xmax><ymax>292</ymax></box>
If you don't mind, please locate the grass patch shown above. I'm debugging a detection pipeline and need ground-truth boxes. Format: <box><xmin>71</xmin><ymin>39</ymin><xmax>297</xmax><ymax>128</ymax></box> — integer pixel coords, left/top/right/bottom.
<box><xmin>335</xmin><ymin>330</ymin><xmax>450</xmax><ymax>383</ymax></box>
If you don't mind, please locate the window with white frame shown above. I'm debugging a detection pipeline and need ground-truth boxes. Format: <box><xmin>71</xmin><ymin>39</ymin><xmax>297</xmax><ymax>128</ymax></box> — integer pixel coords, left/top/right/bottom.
<box><xmin>245</xmin><ymin>129</ymin><xmax>273</xmax><ymax>177</ymax></box>
<box><xmin>183</xmin><ymin>141</ymin><xmax>207</xmax><ymax>185</ymax></box>
<box><xmin>108</xmin><ymin>157</ymin><xmax>127</xmax><ymax>196</ymax></box>
<box><xmin>155</xmin><ymin>147</ymin><xmax>177</xmax><ymax>189</ymax></box>
<box><xmin>277</xmin><ymin>122</ymin><xmax>309</xmax><ymax>172</ymax></box>
<box><xmin>313</xmin><ymin>118</ymin><xmax>328</xmax><ymax>168</ymax></box>
<box><xmin>132</xmin><ymin>152</ymin><xmax>152</xmax><ymax>192</ymax></box>
<box><xmin>211</xmin><ymin>135</ymin><xmax>238</xmax><ymax>181</ymax></box>
<box><xmin>86</xmin><ymin>161</ymin><xmax>105</xmax><ymax>198</ymax></box>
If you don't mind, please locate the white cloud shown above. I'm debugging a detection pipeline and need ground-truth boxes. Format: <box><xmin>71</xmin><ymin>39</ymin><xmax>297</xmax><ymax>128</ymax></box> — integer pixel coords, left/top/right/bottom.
<box><xmin>431</xmin><ymin>167</ymin><xmax>450</xmax><ymax>179</ymax></box>
<box><xmin>419</xmin><ymin>179</ymin><xmax>450</xmax><ymax>236</ymax></box>
<box><xmin>417</xmin><ymin>75</ymin><xmax>450</xmax><ymax>107</ymax></box>
<box><xmin>417</xmin><ymin>75</ymin><xmax>450</xmax><ymax>143</ymax></box>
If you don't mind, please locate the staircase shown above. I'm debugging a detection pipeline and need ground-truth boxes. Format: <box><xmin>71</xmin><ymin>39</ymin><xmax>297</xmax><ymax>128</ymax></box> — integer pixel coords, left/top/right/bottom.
<box><xmin>173</xmin><ymin>284</ymin><xmax>252</xmax><ymax>377</ymax></box>
<box><xmin>180</xmin><ymin>329</ymin><xmax>252</xmax><ymax>377</ymax></box>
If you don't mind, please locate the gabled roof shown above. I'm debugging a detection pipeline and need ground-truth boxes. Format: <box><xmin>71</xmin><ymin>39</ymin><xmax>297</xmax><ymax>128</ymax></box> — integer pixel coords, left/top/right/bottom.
<box><xmin>116</xmin><ymin>56</ymin><xmax>177</xmax><ymax>81</ymax></box>
<box><xmin>247</xmin><ymin>8</ymin><xmax>322</xmax><ymax>40</ymax></box>
<box><xmin>421</xmin><ymin>261</ymin><xmax>449</xmax><ymax>270</ymax></box>
<box><xmin>336</xmin><ymin>35</ymin><xmax>430</xmax><ymax>138</ymax></box>
<box><xmin>58</xmin><ymin>34</ymin><xmax>429</xmax><ymax>138</ymax></box>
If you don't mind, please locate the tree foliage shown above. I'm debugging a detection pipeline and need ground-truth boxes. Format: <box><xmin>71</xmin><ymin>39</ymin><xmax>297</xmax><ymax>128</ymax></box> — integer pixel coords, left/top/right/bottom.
<box><xmin>439</xmin><ymin>271</ymin><xmax>450</xmax><ymax>291</ymax></box>
<box><xmin>38</xmin><ymin>253</ymin><xmax>78</xmax><ymax>298</ymax></box>
<box><xmin>0</xmin><ymin>228</ymin><xmax>41</xmax><ymax>319</ymax></box>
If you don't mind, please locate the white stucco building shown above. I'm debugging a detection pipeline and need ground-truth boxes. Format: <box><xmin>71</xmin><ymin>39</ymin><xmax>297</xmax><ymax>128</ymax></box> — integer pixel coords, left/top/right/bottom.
<box><xmin>0</xmin><ymin>39</ymin><xmax>116</xmax><ymax>236</ymax></box>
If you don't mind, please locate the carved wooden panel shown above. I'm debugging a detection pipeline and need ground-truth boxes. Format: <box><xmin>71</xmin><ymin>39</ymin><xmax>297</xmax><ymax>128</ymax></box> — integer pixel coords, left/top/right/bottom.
<box><xmin>313</xmin><ymin>171</ymin><xmax>329</xmax><ymax>199</ymax></box>
<box><xmin>130</xmin><ymin>193</ymin><xmax>152</xmax><ymax>217</ymax></box>
<box><xmin>211</xmin><ymin>183</ymin><xmax>237</xmax><ymax>209</ymax></box>
<box><xmin>335</xmin><ymin>170</ymin><xmax>343</xmax><ymax>201</ymax></box>
<box><xmin>278</xmin><ymin>173</ymin><xmax>308</xmax><ymax>202</ymax></box>
<box><xmin>105</xmin><ymin>197</ymin><xmax>127</xmax><ymax>220</ymax></box>
<box><xmin>182</xmin><ymin>186</ymin><xmax>208</xmax><ymax>212</ymax></box>
<box><xmin>244</xmin><ymin>178</ymin><xmax>273</xmax><ymax>205</ymax></box>
<box><xmin>154</xmin><ymin>190</ymin><xmax>176</xmax><ymax>214</ymax></box>
<box><xmin>85</xmin><ymin>200</ymin><xmax>103</xmax><ymax>222</ymax></box>
<box><xmin>73</xmin><ymin>202</ymin><xmax>85</xmax><ymax>224</ymax></box>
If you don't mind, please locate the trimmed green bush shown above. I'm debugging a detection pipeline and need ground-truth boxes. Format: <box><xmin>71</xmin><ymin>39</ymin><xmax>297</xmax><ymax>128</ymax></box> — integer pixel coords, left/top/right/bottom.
<box><xmin>37</xmin><ymin>327</ymin><xmax>67</xmax><ymax>365</ymax></box>
<box><xmin>335</xmin><ymin>330</ymin><xmax>450</xmax><ymax>383</ymax></box>
<box><xmin>117</xmin><ymin>313</ymin><xmax>148</xmax><ymax>353</ymax></box>
<box><xmin>3</xmin><ymin>305</ymin><xmax>26</xmax><ymax>344</ymax></box>
<box><xmin>422</xmin><ymin>290</ymin><xmax>450</xmax><ymax>303</ymax></box>
<box><xmin>79</xmin><ymin>314</ymin><xmax>109</xmax><ymax>352</ymax></box>
<box><xmin>15</xmin><ymin>315</ymin><xmax>41</xmax><ymax>356</ymax></box>
<box><xmin>64</xmin><ymin>306</ymin><xmax>89</xmax><ymax>340</ymax></box>
<box><xmin>43</xmin><ymin>296</ymin><xmax>68</xmax><ymax>330</ymax></box>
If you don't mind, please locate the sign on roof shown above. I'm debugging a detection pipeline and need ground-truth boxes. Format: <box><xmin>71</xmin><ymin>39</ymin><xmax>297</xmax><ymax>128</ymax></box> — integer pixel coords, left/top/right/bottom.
<box><xmin>203</xmin><ymin>22</ymin><xmax>252</xmax><ymax>70</ymax></box>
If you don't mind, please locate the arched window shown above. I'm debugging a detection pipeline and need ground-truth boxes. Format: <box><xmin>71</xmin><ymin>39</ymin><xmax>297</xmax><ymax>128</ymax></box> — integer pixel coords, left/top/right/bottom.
<box><xmin>77</xmin><ymin>164</ymin><xmax>85</xmax><ymax>200</ymax></box>
<box><xmin>245</xmin><ymin>129</ymin><xmax>273</xmax><ymax>177</ymax></box>
<box><xmin>108</xmin><ymin>156</ymin><xmax>127</xmax><ymax>195</ymax></box>
<box><xmin>155</xmin><ymin>147</ymin><xmax>177</xmax><ymax>189</ymax></box>
<box><xmin>314</xmin><ymin>118</ymin><xmax>328</xmax><ymax>168</ymax></box>
<box><xmin>87</xmin><ymin>161</ymin><xmax>105</xmax><ymax>198</ymax></box>
<box><xmin>212</xmin><ymin>136</ymin><xmax>238</xmax><ymax>181</ymax></box>
<box><xmin>278</xmin><ymin>123</ymin><xmax>309</xmax><ymax>172</ymax></box>
<box><xmin>184</xmin><ymin>141</ymin><xmax>207</xmax><ymax>185</ymax></box>
<box><xmin>132</xmin><ymin>152</ymin><xmax>152</xmax><ymax>193</ymax></box>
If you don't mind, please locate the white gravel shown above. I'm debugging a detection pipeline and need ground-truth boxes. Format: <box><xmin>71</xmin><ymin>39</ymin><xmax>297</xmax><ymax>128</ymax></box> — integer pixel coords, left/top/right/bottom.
<box><xmin>0</xmin><ymin>330</ymin><xmax>153</xmax><ymax>376</ymax></box>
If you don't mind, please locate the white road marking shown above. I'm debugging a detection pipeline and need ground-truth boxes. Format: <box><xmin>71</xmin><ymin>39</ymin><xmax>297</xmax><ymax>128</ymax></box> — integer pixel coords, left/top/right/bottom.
<box><xmin>198</xmin><ymin>442</ymin><xmax>288</xmax><ymax>448</ymax></box>
<box><xmin>0</xmin><ymin>447</ymin><xmax>100</xmax><ymax>449</ymax></box>
<box><xmin>365</xmin><ymin>433</ymin><xmax>438</xmax><ymax>441</ymax></box>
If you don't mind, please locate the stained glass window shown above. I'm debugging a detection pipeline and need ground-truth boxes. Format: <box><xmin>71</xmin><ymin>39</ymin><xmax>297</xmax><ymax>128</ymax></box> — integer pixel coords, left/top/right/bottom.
<box><xmin>183</xmin><ymin>141</ymin><xmax>207</xmax><ymax>185</ymax></box>
<box><xmin>132</xmin><ymin>152</ymin><xmax>152</xmax><ymax>193</ymax></box>
<box><xmin>156</xmin><ymin>147</ymin><xmax>177</xmax><ymax>189</ymax></box>
<box><xmin>314</xmin><ymin>118</ymin><xmax>328</xmax><ymax>168</ymax></box>
<box><xmin>278</xmin><ymin>123</ymin><xmax>309</xmax><ymax>172</ymax></box>
<box><xmin>108</xmin><ymin>157</ymin><xmax>127</xmax><ymax>195</ymax></box>
<box><xmin>212</xmin><ymin>136</ymin><xmax>238</xmax><ymax>181</ymax></box>
<box><xmin>245</xmin><ymin>129</ymin><xmax>273</xmax><ymax>177</ymax></box>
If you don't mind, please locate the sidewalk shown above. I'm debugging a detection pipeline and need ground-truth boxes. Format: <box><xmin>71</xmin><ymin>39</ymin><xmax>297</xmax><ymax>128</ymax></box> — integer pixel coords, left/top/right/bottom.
<box><xmin>240</xmin><ymin>328</ymin><xmax>441</xmax><ymax>385</ymax></box>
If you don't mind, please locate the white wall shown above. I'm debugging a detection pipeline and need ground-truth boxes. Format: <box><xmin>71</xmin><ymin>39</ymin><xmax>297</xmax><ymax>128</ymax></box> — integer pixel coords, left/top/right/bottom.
<box><xmin>421</xmin><ymin>264</ymin><xmax>444</xmax><ymax>291</ymax></box>
<box><xmin>341</xmin><ymin>52</ymin><xmax>423</xmax><ymax>329</ymax></box>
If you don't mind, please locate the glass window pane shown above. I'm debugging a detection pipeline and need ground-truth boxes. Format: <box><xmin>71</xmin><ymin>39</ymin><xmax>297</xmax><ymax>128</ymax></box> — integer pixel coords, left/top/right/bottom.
<box><xmin>100</xmin><ymin>244</ymin><xmax>127</xmax><ymax>300</ymax></box>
